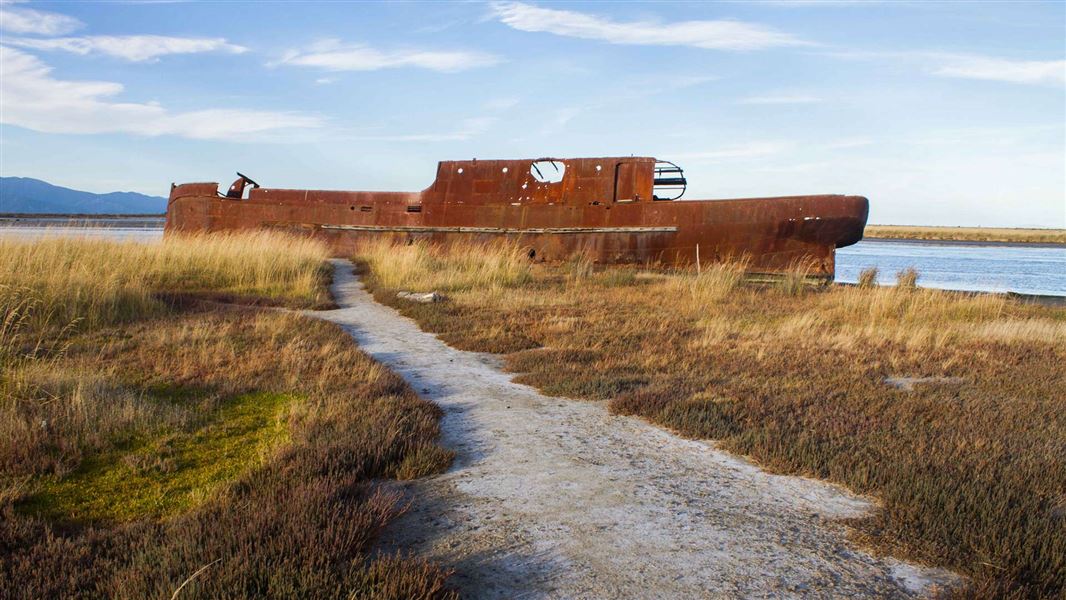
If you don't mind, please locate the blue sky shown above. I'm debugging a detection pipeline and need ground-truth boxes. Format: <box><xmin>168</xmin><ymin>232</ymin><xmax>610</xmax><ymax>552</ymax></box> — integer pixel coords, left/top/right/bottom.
<box><xmin>1</xmin><ymin>0</ymin><xmax>1063</xmax><ymax>227</ymax></box>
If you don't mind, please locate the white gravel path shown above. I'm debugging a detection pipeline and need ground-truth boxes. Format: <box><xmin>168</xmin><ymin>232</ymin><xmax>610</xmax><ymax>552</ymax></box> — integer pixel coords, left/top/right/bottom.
<box><xmin>311</xmin><ymin>259</ymin><xmax>958</xmax><ymax>599</ymax></box>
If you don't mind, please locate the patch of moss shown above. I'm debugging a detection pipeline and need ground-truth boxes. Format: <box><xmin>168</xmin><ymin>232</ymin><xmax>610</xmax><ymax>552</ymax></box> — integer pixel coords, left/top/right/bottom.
<box><xmin>20</xmin><ymin>391</ymin><xmax>295</xmax><ymax>523</ymax></box>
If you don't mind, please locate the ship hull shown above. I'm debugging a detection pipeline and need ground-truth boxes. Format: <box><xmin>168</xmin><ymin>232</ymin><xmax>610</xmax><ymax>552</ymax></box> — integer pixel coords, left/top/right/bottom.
<box><xmin>165</xmin><ymin>156</ymin><xmax>868</xmax><ymax>279</ymax></box>
<box><xmin>166</xmin><ymin>190</ymin><xmax>867</xmax><ymax>278</ymax></box>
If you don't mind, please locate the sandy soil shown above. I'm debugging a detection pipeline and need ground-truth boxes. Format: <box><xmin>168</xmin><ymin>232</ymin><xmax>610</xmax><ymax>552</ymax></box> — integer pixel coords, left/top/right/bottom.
<box><xmin>310</xmin><ymin>259</ymin><xmax>958</xmax><ymax>598</ymax></box>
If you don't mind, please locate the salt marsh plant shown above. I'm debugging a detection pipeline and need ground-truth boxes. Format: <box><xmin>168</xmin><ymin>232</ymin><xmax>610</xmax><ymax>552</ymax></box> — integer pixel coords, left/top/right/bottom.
<box><xmin>1</xmin><ymin>234</ymin><xmax>455</xmax><ymax>598</ymax></box>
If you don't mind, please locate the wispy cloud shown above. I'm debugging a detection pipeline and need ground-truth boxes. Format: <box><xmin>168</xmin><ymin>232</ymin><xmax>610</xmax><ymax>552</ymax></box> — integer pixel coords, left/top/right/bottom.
<box><xmin>739</xmin><ymin>93</ymin><xmax>821</xmax><ymax>104</ymax></box>
<box><xmin>758</xmin><ymin>0</ymin><xmax>884</xmax><ymax>6</ymax></box>
<box><xmin>828</xmin><ymin>50</ymin><xmax>1065</xmax><ymax>86</ymax></box>
<box><xmin>483</xmin><ymin>97</ymin><xmax>520</xmax><ymax>111</ymax></box>
<box><xmin>4</xmin><ymin>35</ymin><xmax>247</xmax><ymax>62</ymax></box>
<box><xmin>490</xmin><ymin>1</ymin><xmax>810</xmax><ymax>50</ymax></box>
<box><xmin>0</xmin><ymin>1</ymin><xmax>82</xmax><ymax>35</ymax></box>
<box><xmin>932</xmin><ymin>55</ymin><xmax>1065</xmax><ymax>86</ymax></box>
<box><xmin>822</xmin><ymin>137</ymin><xmax>873</xmax><ymax>149</ymax></box>
<box><xmin>672</xmin><ymin>141</ymin><xmax>793</xmax><ymax>162</ymax></box>
<box><xmin>348</xmin><ymin>117</ymin><xmax>498</xmax><ymax>142</ymax></box>
<box><xmin>0</xmin><ymin>46</ymin><xmax>322</xmax><ymax>141</ymax></box>
<box><xmin>275</xmin><ymin>39</ymin><xmax>501</xmax><ymax>72</ymax></box>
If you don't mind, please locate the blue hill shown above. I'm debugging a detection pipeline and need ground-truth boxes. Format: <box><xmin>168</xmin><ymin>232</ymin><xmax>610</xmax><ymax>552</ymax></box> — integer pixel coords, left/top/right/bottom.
<box><xmin>0</xmin><ymin>177</ymin><xmax>166</xmax><ymax>214</ymax></box>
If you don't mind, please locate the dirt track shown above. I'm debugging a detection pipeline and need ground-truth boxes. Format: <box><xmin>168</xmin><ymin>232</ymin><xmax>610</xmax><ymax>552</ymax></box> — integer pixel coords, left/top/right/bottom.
<box><xmin>311</xmin><ymin>259</ymin><xmax>957</xmax><ymax>598</ymax></box>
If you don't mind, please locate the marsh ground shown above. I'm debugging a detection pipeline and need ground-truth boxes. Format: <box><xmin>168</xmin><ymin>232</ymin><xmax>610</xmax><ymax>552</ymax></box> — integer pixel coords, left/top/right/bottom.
<box><xmin>0</xmin><ymin>234</ymin><xmax>454</xmax><ymax>599</ymax></box>
<box><xmin>321</xmin><ymin>259</ymin><xmax>957</xmax><ymax>599</ymax></box>
<box><xmin>359</xmin><ymin>240</ymin><xmax>1066</xmax><ymax>599</ymax></box>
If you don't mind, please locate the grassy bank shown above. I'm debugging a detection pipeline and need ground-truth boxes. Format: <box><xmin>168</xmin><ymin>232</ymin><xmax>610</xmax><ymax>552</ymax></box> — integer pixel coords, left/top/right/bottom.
<box><xmin>865</xmin><ymin>225</ymin><xmax>1066</xmax><ymax>244</ymax></box>
<box><xmin>1</xmin><ymin>234</ymin><xmax>455</xmax><ymax>598</ymax></box>
<box><xmin>358</xmin><ymin>240</ymin><xmax>1065</xmax><ymax>599</ymax></box>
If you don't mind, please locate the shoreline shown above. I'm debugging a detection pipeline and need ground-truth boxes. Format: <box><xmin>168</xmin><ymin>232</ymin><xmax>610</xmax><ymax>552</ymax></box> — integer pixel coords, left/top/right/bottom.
<box><xmin>864</xmin><ymin>225</ymin><xmax>1065</xmax><ymax>246</ymax></box>
<box><xmin>861</xmin><ymin>237</ymin><xmax>1061</xmax><ymax>249</ymax></box>
<box><xmin>862</xmin><ymin>235</ymin><xmax>1065</xmax><ymax>249</ymax></box>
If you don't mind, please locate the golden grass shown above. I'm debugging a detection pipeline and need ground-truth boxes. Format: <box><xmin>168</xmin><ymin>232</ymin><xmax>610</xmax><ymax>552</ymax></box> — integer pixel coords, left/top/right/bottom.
<box><xmin>866</xmin><ymin>225</ymin><xmax>1066</xmax><ymax>244</ymax></box>
<box><xmin>357</xmin><ymin>238</ymin><xmax>532</xmax><ymax>292</ymax></box>
<box><xmin>359</xmin><ymin>240</ymin><xmax>1066</xmax><ymax>598</ymax></box>
<box><xmin>1</xmin><ymin>235</ymin><xmax>455</xmax><ymax>598</ymax></box>
<box><xmin>672</xmin><ymin>259</ymin><xmax>748</xmax><ymax>306</ymax></box>
<box><xmin>0</xmin><ymin>231</ymin><xmax>332</xmax><ymax>335</ymax></box>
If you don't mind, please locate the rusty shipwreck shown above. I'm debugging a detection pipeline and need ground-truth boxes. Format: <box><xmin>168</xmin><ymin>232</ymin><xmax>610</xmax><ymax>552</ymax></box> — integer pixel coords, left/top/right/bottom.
<box><xmin>165</xmin><ymin>156</ymin><xmax>868</xmax><ymax>279</ymax></box>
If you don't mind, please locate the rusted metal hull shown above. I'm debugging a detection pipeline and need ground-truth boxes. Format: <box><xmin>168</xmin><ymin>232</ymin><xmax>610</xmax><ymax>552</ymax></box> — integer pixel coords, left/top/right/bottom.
<box><xmin>165</xmin><ymin>156</ymin><xmax>868</xmax><ymax>279</ymax></box>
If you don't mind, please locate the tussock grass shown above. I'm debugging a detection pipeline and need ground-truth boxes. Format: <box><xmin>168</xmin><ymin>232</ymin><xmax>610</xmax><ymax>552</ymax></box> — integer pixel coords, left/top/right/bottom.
<box><xmin>1</xmin><ymin>235</ymin><xmax>455</xmax><ymax>598</ymax></box>
<box><xmin>866</xmin><ymin>225</ymin><xmax>1066</xmax><ymax>244</ymax></box>
<box><xmin>776</xmin><ymin>259</ymin><xmax>818</xmax><ymax>296</ymax></box>
<box><xmin>360</xmin><ymin>242</ymin><xmax>1066</xmax><ymax>598</ymax></box>
<box><xmin>896</xmin><ymin>267</ymin><xmax>919</xmax><ymax>290</ymax></box>
<box><xmin>672</xmin><ymin>259</ymin><xmax>748</xmax><ymax>306</ymax></box>
<box><xmin>357</xmin><ymin>238</ymin><xmax>532</xmax><ymax>292</ymax></box>
<box><xmin>858</xmin><ymin>267</ymin><xmax>878</xmax><ymax>288</ymax></box>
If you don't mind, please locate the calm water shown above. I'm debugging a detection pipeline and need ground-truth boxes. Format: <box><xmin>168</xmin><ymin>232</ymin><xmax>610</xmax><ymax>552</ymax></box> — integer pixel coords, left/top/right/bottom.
<box><xmin>2</xmin><ymin>225</ymin><xmax>1063</xmax><ymax>297</ymax></box>
<box><xmin>0</xmin><ymin>226</ymin><xmax>163</xmax><ymax>242</ymax></box>
<box><xmin>838</xmin><ymin>239</ymin><xmax>1066</xmax><ymax>297</ymax></box>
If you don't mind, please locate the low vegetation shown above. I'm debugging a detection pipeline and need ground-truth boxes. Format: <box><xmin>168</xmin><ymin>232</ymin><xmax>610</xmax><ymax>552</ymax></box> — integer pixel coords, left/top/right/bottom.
<box><xmin>1</xmin><ymin>233</ymin><xmax>455</xmax><ymax>598</ymax></box>
<box><xmin>865</xmin><ymin>225</ymin><xmax>1066</xmax><ymax>245</ymax></box>
<box><xmin>359</xmin><ymin>240</ymin><xmax>1066</xmax><ymax>599</ymax></box>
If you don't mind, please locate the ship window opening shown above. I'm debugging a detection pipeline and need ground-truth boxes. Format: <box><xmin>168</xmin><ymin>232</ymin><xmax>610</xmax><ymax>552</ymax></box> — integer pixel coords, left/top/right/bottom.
<box><xmin>360</xmin><ymin>206</ymin><xmax>372</xmax><ymax>212</ymax></box>
<box><xmin>527</xmin><ymin>248</ymin><xmax>536</xmax><ymax>259</ymax></box>
<box><xmin>595</xmin><ymin>165</ymin><xmax>602</xmax><ymax>171</ymax></box>
<box><xmin>457</xmin><ymin>168</ymin><xmax>464</xmax><ymax>174</ymax></box>
<box><xmin>502</xmin><ymin>167</ymin><xmax>509</xmax><ymax>173</ymax></box>
<box><xmin>530</xmin><ymin>160</ymin><xmax>565</xmax><ymax>184</ymax></box>
<box><xmin>652</xmin><ymin>160</ymin><xmax>687</xmax><ymax>201</ymax></box>
<box><xmin>349</xmin><ymin>205</ymin><xmax>355</xmax><ymax>211</ymax></box>
<box><xmin>406</xmin><ymin>205</ymin><xmax>422</xmax><ymax>213</ymax></box>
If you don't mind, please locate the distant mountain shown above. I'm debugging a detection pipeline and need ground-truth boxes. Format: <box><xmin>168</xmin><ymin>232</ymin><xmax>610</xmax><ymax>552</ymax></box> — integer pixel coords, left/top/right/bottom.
<box><xmin>0</xmin><ymin>177</ymin><xmax>167</xmax><ymax>214</ymax></box>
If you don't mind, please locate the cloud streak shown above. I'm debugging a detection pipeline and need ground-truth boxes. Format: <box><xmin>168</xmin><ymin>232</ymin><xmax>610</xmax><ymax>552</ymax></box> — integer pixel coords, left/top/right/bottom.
<box><xmin>348</xmin><ymin>117</ymin><xmax>498</xmax><ymax>142</ymax></box>
<box><xmin>739</xmin><ymin>94</ymin><xmax>821</xmax><ymax>104</ymax></box>
<box><xmin>490</xmin><ymin>1</ymin><xmax>809</xmax><ymax>50</ymax></box>
<box><xmin>932</xmin><ymin>55</ymin><xmax>1065</xmax><ymax>86</ymax></box>
<box><xmin>0</xmin><ymin>46</ymin><xmax>322</xmax><ymax>141</ymax></box>
<box><xmin>828</xmin><ymin>50</ymin><xmax>1065</xmax><ymax>87</ymax></box>
<box><xmin>276</xmin><ymin>39</ymin><xmax>501</xmax><ymax>72</ymax></box>
<box><xmin>0</xmin><ymin>2</ymin><xmax>82</xmax><ymax>35</ymax></box>
<box><xmin>4</xmin><ymin>35</ymin><xmax>247</xmax><ymax>62</ymax></box>
<box><xmin>672</xmin><ymin>141</ymin><xmax>793</xmax><ymax>162</ymax></box>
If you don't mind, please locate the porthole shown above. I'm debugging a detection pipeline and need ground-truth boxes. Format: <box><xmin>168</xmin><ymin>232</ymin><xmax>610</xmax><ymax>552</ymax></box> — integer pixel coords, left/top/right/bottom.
<box><xmin>530</xmin><ymin>160</ymin><xmax>565</xmax><ymax>183</ymax></box>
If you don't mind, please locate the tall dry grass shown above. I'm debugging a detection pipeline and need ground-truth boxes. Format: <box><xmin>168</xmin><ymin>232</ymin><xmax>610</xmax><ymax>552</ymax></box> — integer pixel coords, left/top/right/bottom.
<box><xmin>357</xmin><ymin>238</ymin><xmax>532</xmax><ymax>292</ymax></box>
<box><xmin>671</xmin><ymin>259</ymin><xmax>748</xmax><ymax>306</ymax></box>
<box><xmin>360</xmin><ymin>242</ymin><xmax>1066</xmax><ymax>598</ymax></box>
<box><xmin>0</xmin><ymin>232</ymin><xmax>331</xmax><ymax>335</ymax></box>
